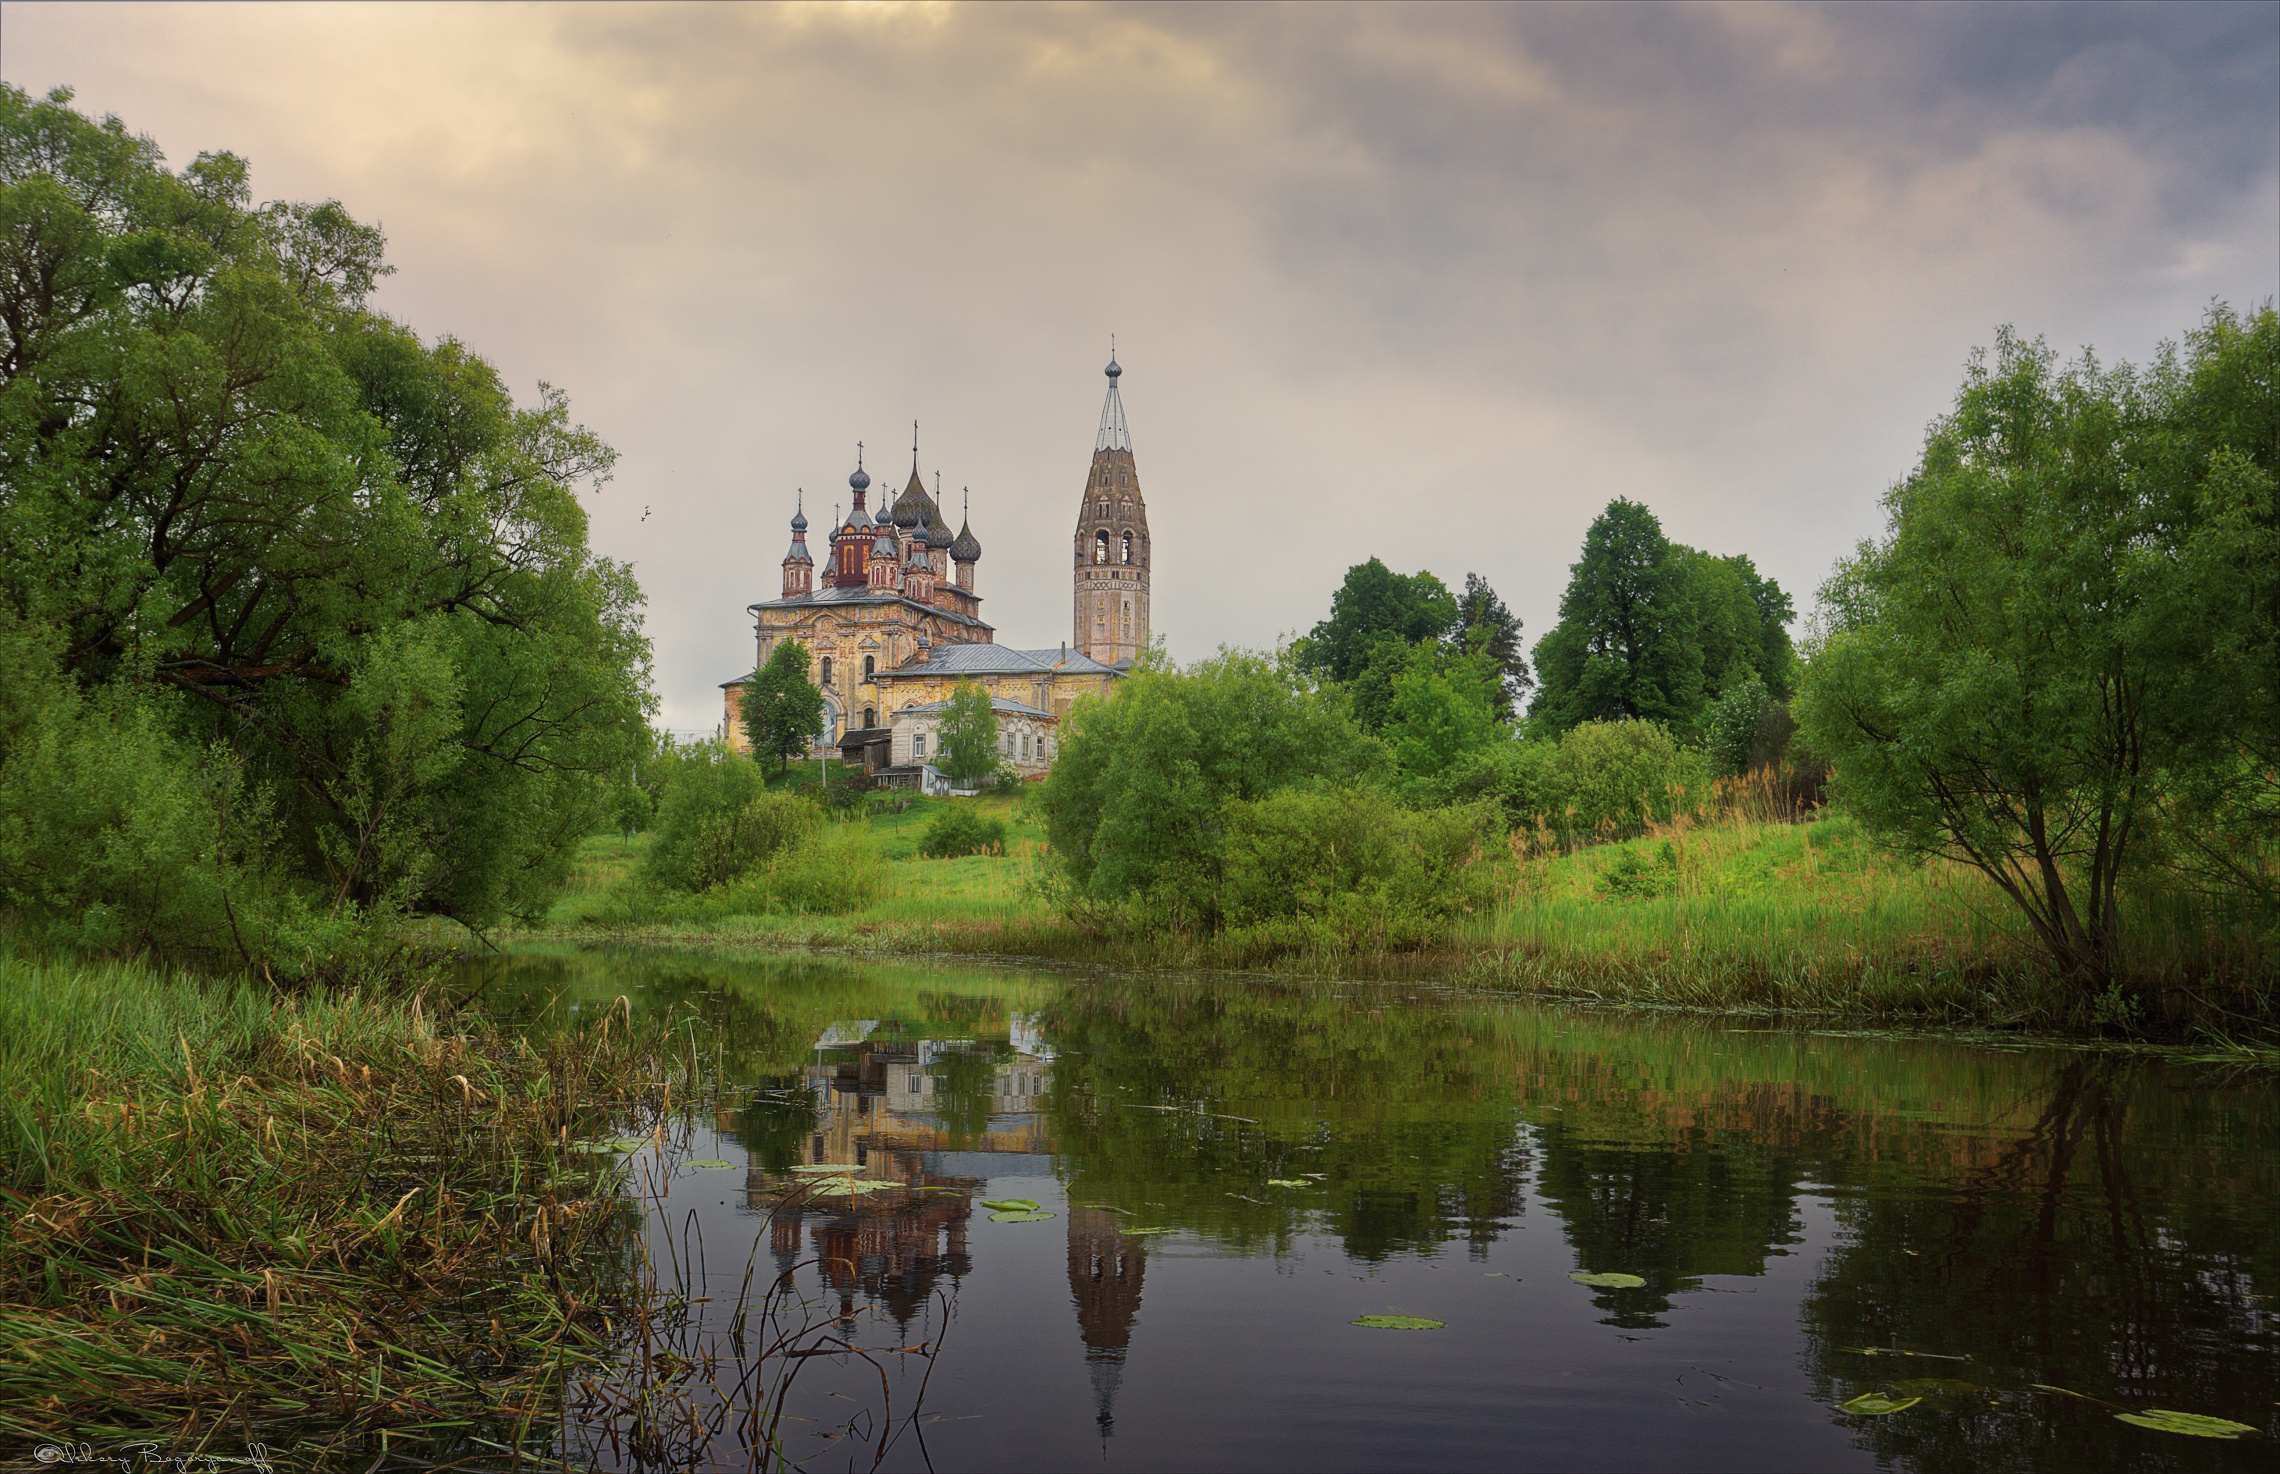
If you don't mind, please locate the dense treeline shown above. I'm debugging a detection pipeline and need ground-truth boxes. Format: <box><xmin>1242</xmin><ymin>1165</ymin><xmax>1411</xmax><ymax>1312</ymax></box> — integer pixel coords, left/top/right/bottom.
<box><xmin>0</xmin><ymin>87</ymin><xmax>651</xmax><ymax>973</ymax></box>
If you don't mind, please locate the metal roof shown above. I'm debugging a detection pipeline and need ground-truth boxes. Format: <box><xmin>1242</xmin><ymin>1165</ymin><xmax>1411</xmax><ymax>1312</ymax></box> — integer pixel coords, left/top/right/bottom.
<box><xmin>891</xmin><ymin>695</ymin><xmax>1055</xmax><ymax>720</ymax></box>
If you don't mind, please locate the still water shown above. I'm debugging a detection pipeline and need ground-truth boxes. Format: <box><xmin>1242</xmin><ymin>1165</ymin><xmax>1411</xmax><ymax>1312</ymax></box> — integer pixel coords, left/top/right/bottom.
<box><xmin>471</xmin><ymin>946</ymin><xmax>2277</xmax><ymax>1473</ymax></box>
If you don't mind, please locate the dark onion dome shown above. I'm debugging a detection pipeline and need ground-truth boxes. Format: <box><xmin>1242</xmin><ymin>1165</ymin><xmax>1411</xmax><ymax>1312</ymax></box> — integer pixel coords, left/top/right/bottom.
<box><xmin>892</xmin><ymin>468</ymin><xmax>929</xmax><ymax>529</ymax></box>
<box><xmin>1105</xmin><ymin>354</ymin><xmax>1121</xmax><ymax>379</ymax></box>
<box><xmin>924</xmin><ymin>503</ymin><xmax>955</xmax><ymax>548</ymax></box>
<box><xmin>875</xmin><ymin>499</ymin><xmax>894</xmax><ymax>526</ymax></box>
<box><xmin>790</xmin><ymin>498</ymin><xmax>808</xmax><ymax>532</ymax></box>
<box><xmin>849</xmin><ymin>463</ymin><xmax>870</xmax><ymax>494</ymax></box>
<box><xmin>950</xmin><ymin>518</ymin><xmax>981</xmax><ymax>562</ymax></box>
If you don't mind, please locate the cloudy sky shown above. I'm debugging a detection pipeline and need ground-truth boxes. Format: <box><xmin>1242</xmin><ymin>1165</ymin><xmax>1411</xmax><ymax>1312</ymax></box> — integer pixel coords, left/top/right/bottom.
<box><xmin>5</xmin><ymin>1</ymin><xmax>2274</xmax><ymax>730</ymax></box>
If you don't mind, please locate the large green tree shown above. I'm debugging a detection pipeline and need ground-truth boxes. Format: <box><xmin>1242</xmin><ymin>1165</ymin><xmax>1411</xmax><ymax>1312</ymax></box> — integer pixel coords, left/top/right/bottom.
<box><xmin>0</xmin><ymin>87</ymin><xmax>650</xmax><ymax>960</ymax></box>
<box><xmin>739</xmin><ymin>638</ymin><xmax>823</xmax><ymax>773</ymax></box>
<box><xmin>1793</xmin><ymin>320</ymin><xmax>2274</xmax><ymax>987</ymax></box>
<box><xmin>936</xmin><ymin>682</ymin><xmax>999</xmax><ymax>786</ymax></box>
<box><xmin>1295</xmin><ymin>558</ymin><xmax>1457</xmax><ymax>685</ymax></box>
<box><xmin>1529</xmin><ymin>500</ymin><xmax>1792</xmax><ymax>738</ymax></box>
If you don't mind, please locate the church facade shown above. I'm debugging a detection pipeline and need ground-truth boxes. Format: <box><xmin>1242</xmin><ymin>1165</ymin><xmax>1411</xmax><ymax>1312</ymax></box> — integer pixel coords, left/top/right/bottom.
<box><xmin>723</xmin><ymin>355</ymin><xmax>1153</xmax><ymax>762</ymax></box>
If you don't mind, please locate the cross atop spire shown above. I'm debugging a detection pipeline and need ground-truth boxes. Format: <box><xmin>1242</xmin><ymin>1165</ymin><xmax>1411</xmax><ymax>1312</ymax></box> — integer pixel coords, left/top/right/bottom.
<box><xmin>1096</xmin><ymin>347</ymin><xmax>1131</xmax><ymax>453</ymax></box>
<box><xmin>912</xmin><ymin>420</ymin><xmax>920</xmax><ymax>475</ymax></box>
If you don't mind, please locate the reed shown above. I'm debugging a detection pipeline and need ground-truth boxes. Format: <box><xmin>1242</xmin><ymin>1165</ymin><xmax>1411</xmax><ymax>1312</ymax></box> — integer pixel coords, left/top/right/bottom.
<box><xmin>0</xmin><ymin>953</ymin><xmax>689</xmax><ymax>1459</ymax></box>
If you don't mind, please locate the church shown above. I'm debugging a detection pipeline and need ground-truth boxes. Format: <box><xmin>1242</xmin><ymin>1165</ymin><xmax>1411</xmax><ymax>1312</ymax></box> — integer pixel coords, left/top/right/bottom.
<box><xmin>723</xmin><ymin>354</ymin><xmax>1153</xmax><ymax>774</ymax></box>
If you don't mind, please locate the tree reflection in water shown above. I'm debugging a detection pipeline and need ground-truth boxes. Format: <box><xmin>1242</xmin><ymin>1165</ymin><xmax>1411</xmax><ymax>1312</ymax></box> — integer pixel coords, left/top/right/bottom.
<box><xmin>467</xmin><ymin>949</ymin><xmax>2277</xmax><ymax>1468</ymax></box>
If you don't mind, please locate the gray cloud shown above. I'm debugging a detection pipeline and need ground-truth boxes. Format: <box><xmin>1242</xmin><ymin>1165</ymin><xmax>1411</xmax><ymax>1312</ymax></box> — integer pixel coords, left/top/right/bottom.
<box><xmin>5</xmin><ymin>1</ymin><xmax>2272</xmax><ymax>731</ymax></box>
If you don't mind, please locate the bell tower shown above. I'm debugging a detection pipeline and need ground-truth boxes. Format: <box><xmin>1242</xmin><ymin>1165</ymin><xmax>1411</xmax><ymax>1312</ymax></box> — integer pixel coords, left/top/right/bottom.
<box><xmin>1073</xmin><ymin>351</ymin><xmax>1149</xmax><ymax>667</ymax></box>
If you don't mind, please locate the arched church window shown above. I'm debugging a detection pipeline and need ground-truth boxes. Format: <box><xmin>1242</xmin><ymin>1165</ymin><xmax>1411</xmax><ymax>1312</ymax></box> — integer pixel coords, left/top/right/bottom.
<box><xmin>863</xmin><ymin>706</ymin><xmax>875</xmax><ymax>728</ymax></box>
<box><xmin>1094</xmin><ymin>531</ymin><xmax>1109</xmax><ymax>564</ymax></box>
<box><xmin>820</xmin><ymin>657</ymin><xmax>833</xmax><ymax>686</ymax></box>
<box><xmin>1121</xmin><ymin>532</ymin><xmax>1133</xmax><ymax>564</ymax></box>
<box><xmin>863</xmin><ymin>655</ymin><xmax>875</xmax><ymax>680</ymax></box>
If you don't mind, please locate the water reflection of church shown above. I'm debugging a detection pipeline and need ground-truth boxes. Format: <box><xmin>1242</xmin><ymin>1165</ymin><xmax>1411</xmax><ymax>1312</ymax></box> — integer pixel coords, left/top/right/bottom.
<box><xmin>735</xmin><ymin>1023</ymin><xmax>1145</xmax><ymax>1437</ymax></box>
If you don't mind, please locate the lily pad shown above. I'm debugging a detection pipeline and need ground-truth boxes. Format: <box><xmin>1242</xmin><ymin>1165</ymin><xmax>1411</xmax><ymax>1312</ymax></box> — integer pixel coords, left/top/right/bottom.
<box><xmin>989</xmin><ymin>1209</ymin><xmax>1056</xmax><ymax>1223</ymax></box>
<box><xmin>681</xmin><ymin>1159</ymin><xmax>736</xmax><ymax>1170</ymax></box>
<box><xmin>980</xmin><ymin>1198</ymin><xmax>1040</xmax><ymax>1213</ymax></box>
<box><xmin>1840</xmin><ymin>1393</ymin><xmax>1923</xmax><ymax>1416</ymax></box>
<box><xmin>1569</xmin><ymin>1272</ymin><xmax>1647</xmax><ymax>1289</ymax></box>
<box><xmin>808</xmin><ymin>1179</ymin><xmax>899</xmax><ymax>1197</ymax></box>
<box><xmin>602</xmin><ymin>1137</ymin><xmax>651</xmax><ymax>1153</ymax></box>
<box><xmin>2114</xmin><ymin>1410</ymin><xmax>2257</xmax><ymax>1439</ymax></box>
<box><xmin>1266</xmin><ymin>1179</ymin><xmax>1311</xmax><ymax>1188</ymax></box>
<box><xmin>1352</xmin><ymin>1315</ymin><xmax>1445</xmax><ymax>1330</ymax></box>
<box><xmin>790</xmin><ymin>1163</ymin><xmax>864</xmax><ymax>1174</ymax></box>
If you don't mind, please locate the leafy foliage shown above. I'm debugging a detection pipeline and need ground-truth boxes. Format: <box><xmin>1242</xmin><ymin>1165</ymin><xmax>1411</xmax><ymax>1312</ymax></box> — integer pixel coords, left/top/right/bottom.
<box><xmin>642</xmin><ymin>748</ymin><xmax>818</xmax><ymax>892</ymax></box>
<box><xmin>1038</xmin><ymin>650</ymin><xmax>1388</xmax><ymax>926</ymax></box>
<box><xmin>936</xmin><ymin>683</ymin><xmax>999</xmax><ymax>787</ymax></box>
<box><xmin>1454</xmin><ymin>572</ymin><xmax>1532</xmax><ymax>721</ymax></box>
<box><xmin>1795</xmin><ymin>309</ymin><xmax>2277</xmax><ymax>986</ymax></box>
<box><xmin>739</xmin><ymin>638</ymin><xmax>823</xmax><ymax>772</ymax></box>
<box><xmin>0</xmin><ymin>87</ymin><xmax>650</xmax><ymax>962</ymax></box>
<box><xmin>919</xmin><ymin>805</ymin><xmax>1007</xmax><ymax>859</ymax></box>
<box><xmin>1294</xmin><ymin>558</ymin><xmax>1457</xmax><ymax>686</ymax></box>
<box><xmin>1530</xmin><ymin>499</ymin><xmax>1794</xmax><ymax>739</ymax></box>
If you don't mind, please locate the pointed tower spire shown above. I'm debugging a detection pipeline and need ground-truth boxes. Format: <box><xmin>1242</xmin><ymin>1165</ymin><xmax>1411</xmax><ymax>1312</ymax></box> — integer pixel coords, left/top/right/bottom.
<box><xmin>1095</xmin><ymin>346</ymin><xmax>1130</xmax><ymax>452</ymax></box>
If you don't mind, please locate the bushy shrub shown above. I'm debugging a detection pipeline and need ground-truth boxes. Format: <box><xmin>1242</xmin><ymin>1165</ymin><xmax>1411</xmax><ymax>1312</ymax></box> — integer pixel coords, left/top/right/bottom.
<box><xmin>991</xmin><ymin>765</ymin><xmax>1025</xmax><ymax>796</ymax></box>
<box><xmin>1705</xmin><ymin>676</ymin><xmax>1796</xmax><ymax>779</ymax></box>
<box><xmin>1553</xmin><ymin>720</ymin><xmax>1704</xmax><ymax>836</ymax></box>
<box><xmin>1598</xmin><ymin>840</ymin><xmax>1680</xmax><ymax>899</ymax></box>
<box><xmin>644</xmin><ymin>752</ymin><xmax>819</xmax><ymax>891</ymax></box>
<box><xmin>920</xmin><ymin>806</ymin><xmax>1008</xmax><ymax>859</ymax></box>
<box><xmin>1214</xmin><ymin>787</ymin><xmax>1506</xmax><ymax>941</ymax></box>
<box><xmin>757</xmin><ymin>825</ymin><xmax>882</xmax><ymax>913</ymax></box>
<box><xmin>1039</xmin><ymin>651</ymin><xmax>1386</xmax><ymax>917</ymax></box>
<box><xmin>1438</xmin><ymin>739</ymin><xmax>1563</xmax><ymax>834</ymax></box>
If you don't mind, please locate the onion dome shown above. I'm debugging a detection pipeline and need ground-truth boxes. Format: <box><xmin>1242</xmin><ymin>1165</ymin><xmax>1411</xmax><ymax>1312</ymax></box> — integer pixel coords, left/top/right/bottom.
<box><xmin>789</xmin><ymin>490</ymin><xmax>808</xmax><ymax>533</ymax></box>
<box><xmin>892</xmin><ymin>468</ymin><xmax>929</xmax><ymax>529</ymax></box>
<box><xmin>925</xmin><ymin>505</ymin><xmax>955</xmax><ymax>548</ymax></box>
<box><xmin>849</xmin><ymin>462</ymin><xmax>870</xmax><ymax>495</ymax></box>
<box><xmin>950</xmin><ymin>519</ymin><xmax>981</xmax><ymax>563</ymax></box>
<box><xmin>874</xmin><ymin>499</ymin><xmax>893</xmax><ymax>527</ymax></box>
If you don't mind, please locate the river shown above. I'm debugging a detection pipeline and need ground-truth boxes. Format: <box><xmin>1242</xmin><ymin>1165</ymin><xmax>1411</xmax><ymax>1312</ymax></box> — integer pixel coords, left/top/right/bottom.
<box><xmin>466</xmin><ymin>945</ymin><xmax>2278</xmax><ymax>1472</ymax></box>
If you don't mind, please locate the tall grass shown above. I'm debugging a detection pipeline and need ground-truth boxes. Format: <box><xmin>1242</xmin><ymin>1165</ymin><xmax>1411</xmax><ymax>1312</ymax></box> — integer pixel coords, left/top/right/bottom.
<box><xmin>0</xmin><ymin>953</ymin><xmax>688</xmax><ymax>1456</ymax></box>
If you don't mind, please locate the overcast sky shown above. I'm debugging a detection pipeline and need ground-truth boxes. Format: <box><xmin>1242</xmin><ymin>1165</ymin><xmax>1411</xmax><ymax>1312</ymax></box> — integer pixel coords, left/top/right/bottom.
<box><xmin>5</xmin><ymin>1</ymin><xmax>2275</xmax><ymax>731</ymax></box>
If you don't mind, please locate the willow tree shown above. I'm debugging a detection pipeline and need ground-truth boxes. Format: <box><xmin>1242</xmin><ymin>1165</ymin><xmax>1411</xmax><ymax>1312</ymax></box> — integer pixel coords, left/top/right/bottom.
<box><xmin>0</xmin><ymin>87</ymin><xmax>651</xmax><ymax>961</ymax></box>
<box><xmin>1797</xmin><ymin>313</ymin><xmax>2276</xmax><ymax>989</ymax></box>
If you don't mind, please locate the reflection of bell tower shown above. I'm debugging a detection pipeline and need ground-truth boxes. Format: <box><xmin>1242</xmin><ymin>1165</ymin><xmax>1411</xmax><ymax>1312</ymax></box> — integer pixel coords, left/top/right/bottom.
<box><xmin>1072</xmin><ymin>351</ymin><xmax>1150</xmax><ymax>668</ymax></box>
<box><xmin>1067</xmin><ymin>1205</ymin><xmax>1146</xmax><ymax>1439</ymax></box>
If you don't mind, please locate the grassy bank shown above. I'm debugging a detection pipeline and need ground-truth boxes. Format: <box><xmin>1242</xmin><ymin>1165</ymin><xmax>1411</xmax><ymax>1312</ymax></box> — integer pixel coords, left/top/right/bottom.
<box><xmin>539</xmin><ymin>799</ymin><xmax>2275</xmax><ymax>1029</ymax></box>
<box><xmin>0</xmin><ymin>953</ymin><xmax>688</xmax><ymax>1458</ymax></box>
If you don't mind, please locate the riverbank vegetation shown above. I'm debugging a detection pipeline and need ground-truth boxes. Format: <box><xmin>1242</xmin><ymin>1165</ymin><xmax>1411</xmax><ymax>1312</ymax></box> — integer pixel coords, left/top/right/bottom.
<box><xmin>0</xmin><ymin>89</ymin><xmax>680</xmax><ymax>1457</ymax></box>
<box><xmin>0</xmin><ymin>950</ymin><xmax>689</xmax><ymax>1454</ymax></box>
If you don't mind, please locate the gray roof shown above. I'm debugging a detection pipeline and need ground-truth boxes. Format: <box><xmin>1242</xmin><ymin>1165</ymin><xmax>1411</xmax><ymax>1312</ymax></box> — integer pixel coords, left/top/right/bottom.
<box><xmin>892</xmin><ymin>695</ymin><xmax>1054</xmax><ymax>720</ymax></box>
<box><xmin>748</xmin><ymin>586</ymin><xmax>989</xmax><ymax>629</ymax></box>
<box><xmin>881</xmin><ymin>643</ymin><xmax>1118</xmax><ymax>678</ymax></box>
